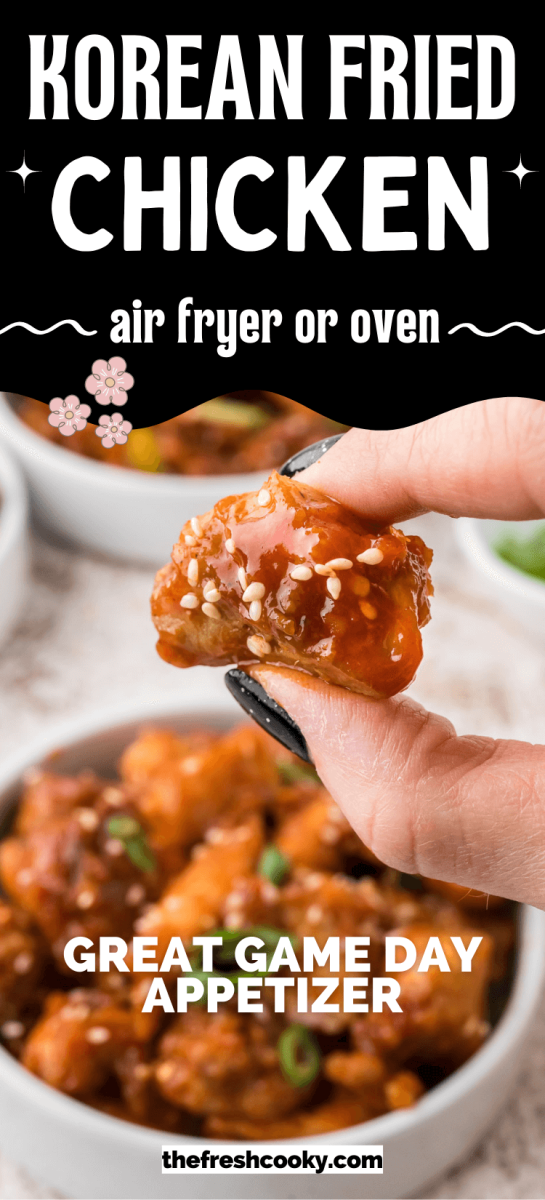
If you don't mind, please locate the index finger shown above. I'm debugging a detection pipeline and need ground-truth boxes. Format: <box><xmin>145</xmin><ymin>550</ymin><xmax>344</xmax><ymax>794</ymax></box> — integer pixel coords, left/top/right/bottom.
<box><xmin>299</xmin><ymin>396</ymin><xmax>545</xmax><ymax>524</ymax></box>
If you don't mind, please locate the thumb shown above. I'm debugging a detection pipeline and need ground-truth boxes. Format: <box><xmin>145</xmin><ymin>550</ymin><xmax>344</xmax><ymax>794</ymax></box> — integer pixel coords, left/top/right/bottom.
<box><xmin>251</xmin><ymin>666</ymin><xmax>545</xmax><ymax>909</ymax></box>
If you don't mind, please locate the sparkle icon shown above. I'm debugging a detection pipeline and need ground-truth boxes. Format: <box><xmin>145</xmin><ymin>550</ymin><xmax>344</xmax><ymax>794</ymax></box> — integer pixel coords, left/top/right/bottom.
<box><xmin>7</xmin><ymin>152</ymin><xmax>41</xmax><ymax>191</ymax></box>
<box><xmin>503</xmin><ymin>156</ymin><xmax>538</xmax><ymax>188</ymax></box>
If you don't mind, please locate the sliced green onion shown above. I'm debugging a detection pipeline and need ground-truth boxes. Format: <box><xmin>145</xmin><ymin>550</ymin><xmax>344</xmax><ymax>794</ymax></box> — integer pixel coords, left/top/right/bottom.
<box><xmin>197</xmin><ymin>926</ymin><xmax>298</xmax><ymax>973</ymax></box>
<box><xmin>258</xmin><ymin>845</ymin><xmax>290</xmax><ymax>886</ymax></box>
<box><xmin>107</xmin><ymin>816</ymin><xmax>140</xmax><ymax>839</ymax></box>
<box><xmin>277</xmin><ymin>761</ymin><xmax>320</xmax><ymax>786</ymax></box>
<box><xmin>106</xmin><ymin>815</ymin><xmax>156</xmax><ymax>874</ymax></box>
<box><xmin>277</xmin><ymin>1024</ymin><xmax>321</xmax><ymax>1088</ymax></box>
<box><xmin>193</xmin><ymin>398</ymin><xmax>271</xmax><ymax>431</ymax></box>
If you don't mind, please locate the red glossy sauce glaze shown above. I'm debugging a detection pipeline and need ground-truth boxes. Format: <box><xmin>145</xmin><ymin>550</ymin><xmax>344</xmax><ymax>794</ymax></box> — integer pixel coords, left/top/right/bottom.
<box><xmin>152</xmin><ymin>471</ymin><xmax>433</xmax><ymax>698</ymax></box>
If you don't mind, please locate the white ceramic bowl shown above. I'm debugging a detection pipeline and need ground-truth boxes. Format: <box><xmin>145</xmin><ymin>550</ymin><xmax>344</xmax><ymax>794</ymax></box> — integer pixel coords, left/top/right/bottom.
<box><xmin>0</xmin><ymin>440</ymin><xmax>28</xmax><ymax>653</ymax></box>
<box><xmin>456</xmin><ymin>517</ymin><xmax>545</xmax><ymax>641</ymax></box>
<box><xmin>0</xmin><ymin>696</ymin><xmax>544</xmax><ymax>1200</ymax></box>
<box><xmin>0</xmin><ymin>394</ymin><xmax>266</xmax><ymax>568</ymax></box>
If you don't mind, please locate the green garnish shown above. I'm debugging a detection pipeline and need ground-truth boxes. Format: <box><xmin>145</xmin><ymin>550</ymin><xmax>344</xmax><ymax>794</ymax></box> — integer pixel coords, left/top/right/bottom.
<box><xmin>277</xmin><ymin>1024</ymin><xmax>321</xmax><ymax>1088</ymax></box>
<box><xmin>189</xmin><ymin>927</ymin><xmax>299</xmax><ymax>1001</ymax></box>
<box><xmin>258</xmin><ymin>845</ymin><xmax>290</xmax><ymax>886</ymax></box>
<box><xmin>106</xmin><ymin>815</ymin><xmax>156</xmax><ymax>874</ymax></box>
<box><xmin>277</xmin><ymin>761</ymin><xmax>320</xmax><ymax>786</ymax></box>
<box><xmin>495</xmin><ymin>523</ymin><xmax>545</xmax><ymax>582</ymax></box>
<box><xmin>193</xmin><ymin>398</ymin><xmax>271</xmax><ymax>431</ymax></box>
<box><xmin>201</xmin><ymin>926</ymin><xmax>298</xmax><ymax>972</ymax></box>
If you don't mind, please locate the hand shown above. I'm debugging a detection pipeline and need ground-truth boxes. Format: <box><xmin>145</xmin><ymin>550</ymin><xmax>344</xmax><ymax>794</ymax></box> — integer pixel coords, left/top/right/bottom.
<box><xmin>252</xmin><ymin>396</ymin><xmax>545</xmax><ymax>908</ymax></box>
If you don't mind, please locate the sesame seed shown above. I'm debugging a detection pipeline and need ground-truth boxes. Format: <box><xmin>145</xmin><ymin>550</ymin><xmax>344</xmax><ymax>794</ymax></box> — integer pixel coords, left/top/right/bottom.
<box><xmin>180</xmin><ymin>593</ymin><xmax>199</xmax><ymax>609</ymax></box>
<box><xmin>203</xmin><ymin>586</ymin><xmax>221</xmax><ymax>603</ymax></box>
<box><xmin>237</xmin><ymin>567</ymin><xmax>248</xmax><ymax>590</ymax></box>
<box><xmin>190</xmin><ymin>517</ymin><xmax>203</xmax><ymax>537</ymax></box>
<box><xmin>326</xmin><ymin>558</ymin><xmax>353</xmax><ymax>570</ymax></box>
<box><xmin>320</xmin><ymin>825</ymin><xmax>341</xmax><ymax>845</ymax></box>
<box><xmin>249</xmin><ymin>599</ymin><xmax>262</xmax><ymax>621</ymax></box>
<box><xmin>243</xmin><ymin>581</ymin><xmax>266</xmax><ymax>602</ymax></box>
<box><xmin>314</xmin><ymin>563</ymin><xmax>335</xmax><ymax>576</ymax></box>
<box><xmin>66</xmin><ymin>1004</ymin><xmax>90</xmax><ymax>1022</ymax></box>
<box><xmin>76</xmin><ymin>889</ymin><xmax>95</xmax><ymax>910</ymax></box>
<box><xmin>156</xmin><ymin>1061</ymin><xmax>175</xmax><ymax>1083</ymax></box>
<box><xmin>202</xmin><ymin>601</ymin><xmax>221</xmax><ymax>620</ymax></box>
<box><xmin>206</xmin><ymin>827</ymin><xmax>226</xmax><ymax>844</ymax></box>
<box><xmin>126</xmin><ymin>883</ymin><xmax>145</xmax><ymax>906</ymax></box>
<box><xmin>261</xmin><ymin>882</ymin><xmax>279</xmax><ymax>903</ymax></box>
<box><xmin>290</xmin><ymin>566</ymin><xmax>313</xmax><ymax>581</ymax></box>
<box><xmin>306</xmin><ymin>904</ymin><xmax>324</xmax><ymax>924</ymax></box>
<box><xmin>247</xmin><ymin>634</ymin><xmax>272</xmax><ymax>657</ymax></box>
<box><xmin>13</xmin><ymin>952</ymin><xmax>33</xmax><ymax>975</ymax></box>
<box><xmin>327</xmin><ymin>577</ymin><xmax>341</xmax><ymax>600</ymax></box>
<box><xmin>181</xmin><ymin>755</ymin><xmax>202</xmax><ymax>775</ymax></box>
<box><xmin>360</xmin><ymin>601</ymin><xmax>377</xmax><ymax>620</ymax></box>
<box><xmin>304</xmin><ymin>873</ymin><xmax>324</xmax><ymax>890</ymax></box>
<box><xmin>225</xmin><ymin>911</ymin><xmax>244</xmax><ymax>929</ymax></box>
<box><xmin>184</xmin><ymin>534</ymin><xmax>197</xmax><ymax>547</ymax></box>
<box><xmin>76</xmin><ymin>808</ymin><xmax>99</xmax><ymax>832</ymax></box>
<box><xmin>105</xmin><ymin>838</ymin><xmax>124</xmax><ymax>857</ymax></box>
<box><xmin>15</xmin><ymin>869</ymin><xmax>34</xmax><ymax>887</ymax></box>
<box><xmin>164</xmin><ymin>896</ymin><xmax>183</xmax><ymax>911</ymax></box>
<box><xmin>187</xmin><ymin>558</ymin><xmax>199</xmax><ymax>586</ymax></box>
<box><xmin>86</xmin><ymin>1026</ymin><xmax>111</xmax><ymax>1045</ymax></box>
<box><xmin>225</xmin><ymin>538</ymin><xmax>236</xmax><ymax>554</ymax></box>
<box><xmin>1</xmin><ymin>1020</ymin><xmax>24</xmax><ymax>1039</ymax></box>
<box><xmin>357</xmin><ymin>547</ymin><xmax>384</xmax><ymax>565</ymax></box>
<box><xmin>257</xmin><ymin>488</ymin><xmax>271</xmax><ymax>506</ymax></box>
<box><xmin>102</xmin><ymin>787</ymin><xmax>125</xmax><ymax>807</ymax></box>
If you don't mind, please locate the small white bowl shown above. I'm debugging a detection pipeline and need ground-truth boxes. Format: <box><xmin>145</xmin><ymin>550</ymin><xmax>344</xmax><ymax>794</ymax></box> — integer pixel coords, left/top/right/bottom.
<box><xmin>0</xmin><ymin>394</ymin><xmax>265</xmax><ymax>568</ymax></box>
<box><xmin>0</xmin><ymin>441</ymin><xmax>28</xmax><ymax>652</ymax></box>
<box><xmin>0</xmin><ymin>694</ymin><xmax>543</xmax><ymax>1200</ymax></box>
<box><xmin>456</xmin><ymin>517</ymin><xmax>545</xmax><ymax>641</ymax></box>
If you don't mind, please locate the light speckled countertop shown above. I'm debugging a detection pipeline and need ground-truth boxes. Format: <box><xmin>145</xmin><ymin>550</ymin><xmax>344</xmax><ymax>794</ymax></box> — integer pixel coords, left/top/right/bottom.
<box><xmin>1</xmin><ymin>512</ymin><xmax>545</xmax><ymax>1200</ymax></box>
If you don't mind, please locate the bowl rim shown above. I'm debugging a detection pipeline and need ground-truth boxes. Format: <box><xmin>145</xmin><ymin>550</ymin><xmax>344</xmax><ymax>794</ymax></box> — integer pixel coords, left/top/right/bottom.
<box><xmin>0</xmin><ymin>438</ymin><xmax>27</xmax><ymax>567</ymax></box>
<box><xmin>0</xmin><ymin>393</ymin><xmax>276</xmax><ymax>497</ymax></box>
<box><xmin>456</xmin><ymin>516</ymin><xmax>545</xmax><ymax>603</ymax></box>
<box><xmin>1</xmin><ymin>694</ymin><xmax>544</xmax><ymax>1150</ymax></box>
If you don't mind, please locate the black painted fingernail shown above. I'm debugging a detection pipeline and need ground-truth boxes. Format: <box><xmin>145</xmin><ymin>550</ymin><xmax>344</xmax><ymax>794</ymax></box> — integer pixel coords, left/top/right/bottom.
<box><xmin>280</xmin><ymin>432</ymin><xmax>345</xmax><ymax>478</ymax></box>
<box><xmin>224</xmin><ymin>669</ymin><xmax>312</xmax><ymax>763</ymax></box>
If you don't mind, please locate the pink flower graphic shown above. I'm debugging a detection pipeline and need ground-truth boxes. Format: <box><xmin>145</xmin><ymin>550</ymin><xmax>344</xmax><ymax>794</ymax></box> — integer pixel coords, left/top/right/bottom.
<box><xmin>48</xmin><ymin>396</ymin><xmax>91</xmax><ymax>438</ymax></box>
<box><xmin>85</xmin><ymin>357</ymin><xmax>134</xmax><ymax>406</ymax></box>
<box><xmin>95</xmin><ymin>413</ymin><xmax>133</xmax><ymax>449</ymax></box>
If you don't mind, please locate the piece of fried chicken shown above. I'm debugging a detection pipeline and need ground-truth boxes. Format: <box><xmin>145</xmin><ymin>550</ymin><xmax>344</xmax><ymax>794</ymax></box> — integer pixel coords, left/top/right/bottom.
<box><xmin>152</xmin><ymin>471</ymin><xmax>432</xmax><ymax>698</ymax></box>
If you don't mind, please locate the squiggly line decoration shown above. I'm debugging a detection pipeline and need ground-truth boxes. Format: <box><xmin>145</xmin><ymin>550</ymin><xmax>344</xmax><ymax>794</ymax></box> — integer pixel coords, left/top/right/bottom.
<box><xmin>449</xmin><ymin>322</ymin><xmax>545</xmax><ymax>337</ymax></box>
<box><xmin>0</xmin><ymin>319</ymin><xmax>97</xmax><ymax>336</ymax></box>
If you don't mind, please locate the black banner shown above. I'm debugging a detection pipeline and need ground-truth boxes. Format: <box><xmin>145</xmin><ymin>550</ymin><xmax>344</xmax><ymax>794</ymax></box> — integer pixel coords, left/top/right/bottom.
<box><xmin>0</xmin><ymin>28</ymin><xmax>542</xmax><ymax>429</ymax></box>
